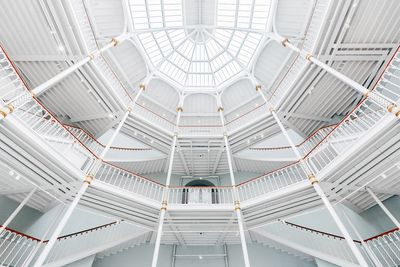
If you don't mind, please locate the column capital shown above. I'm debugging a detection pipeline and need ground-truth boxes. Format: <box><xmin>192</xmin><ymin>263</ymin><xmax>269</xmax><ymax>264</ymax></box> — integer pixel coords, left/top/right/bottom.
<box><xmin>0</xmin><ymin>104</ymin><xmax>14</xmax><ymax>119</ymax></box>
<box><xmin>84</xmin><ymin>175</ymin><xmax>94</xmax><ymax>184</ymax></box>
<box><xmin>387</xmin><ymin>103</ymin><xmax>396</xmax><ymax>113</ymax></box>
<box><xmin>127</xmin><ymin>106</ymin><xmax>133</xmax><ymax>112</ymax></box>
<box><xmin>308</xmin><ymin>175</ymin><xmax>318</xmax><ymax>185</ymax></box>
<box><xmin>234</xmin><ymin>200</ymin><xmax>241</xmax><ymax>211</ymax></box>
<box><xmin>281</xmin><ymin>38</ymin><xmax>290</xmax><ymax>47</ymax></box>
<box><xmin>255</xmin><ymin>84</ymin><xmax>262</xmax><ymax>91</ymax></box>
<box><xmin>177</xmin><ymin>107</ymin><xmax>183</xmax><ymax>112</ymax></box>
<box><xmin>305</xmin><ymin>53</ymin><xmax>313</xmax><ymax>61</ymax></box>
<box><xmin>111</xmin><ymin>38</ymin><xmax>119</xmax><ymax>46</ymax></box>
<box><xmin>161</xmin><ymin>200</ymin><xmax>168</xmax><ymax>211</ymax></box>
<box><xmin>139</xmin><ymin>84</ymin><xmax>146</xmax><ymax>91</ymax></box>
<box><xmin>218</xmin><ymin>106</ymin><xmax>224</xmax><ymax>112</ymax></box>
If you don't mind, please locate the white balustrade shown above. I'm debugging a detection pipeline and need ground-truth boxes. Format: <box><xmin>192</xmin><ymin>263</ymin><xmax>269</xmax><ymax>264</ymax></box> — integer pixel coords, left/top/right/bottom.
<box><xmin>0</xmin><ymin>229</ymin><xmax>40</xmax><ymax>267</ymax></box>
<box><xmin>94</xmin><ymin>162</ymin><xmax>164</xmax><ymax>202</ymax></box>
<box><xmin>364</xmin><ymin>229</ymin><xmax>400</xmax><ymax>266</ymax></box>
<box><xmin>168</xmin><ymin>187</ymin><xmax>234</xmax><ymax>205</ymax></box>
<box><xmin>261</xmin><ymin>221</ymin><xmax>371</xmax><ymax>265</ymax></box>
<box><xmin>237</xmin><ymin>163</ymin><xmax>307</xmax><ymax>202</ymax></box>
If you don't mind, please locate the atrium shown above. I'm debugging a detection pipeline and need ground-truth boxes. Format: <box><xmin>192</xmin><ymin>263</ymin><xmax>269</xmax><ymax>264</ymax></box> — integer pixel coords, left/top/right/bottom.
<box><xmin>0</xmin><ymin>0</ymin><xmax>400</xmax><ymax>266</ymax></box>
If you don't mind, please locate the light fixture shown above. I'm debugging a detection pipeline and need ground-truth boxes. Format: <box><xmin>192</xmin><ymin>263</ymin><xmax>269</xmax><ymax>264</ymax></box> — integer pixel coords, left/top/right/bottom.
<box><xmin>58</xmin><ymin>45</ymin><xmax>65</xmax><ymax>52</ymax></box>
<box><xmin>15</xmin><ymin>175</ymin><xmax>20</xmax><ymax>180</ymax></box>
<box><xmin>8</xmin><ymin>170</ymin><xmax>14</xmax><ymax>176</ymax></box>
<box><xmin>108</xmin><ymin>113</ymin><xmax>113</xmax><ymax>118</ymax></box>
<box><xmin>199</xmin><ymin>256</ymin><xmax>203</xmax><ymax>260</ymax></box>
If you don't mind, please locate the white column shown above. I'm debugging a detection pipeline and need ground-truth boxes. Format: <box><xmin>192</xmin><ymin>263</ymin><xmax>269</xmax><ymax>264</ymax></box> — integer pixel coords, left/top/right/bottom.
<box><xmin>340</xmin><ymin>205</ymin><xmax>383</xmax><ymax>267</ymax></box>
<box><xmin>33</xmin><ymin>84</ymin><xmax>143</xmax><ymax>266</ymax></box>
<box><xmin>33</xmin><ymin>180</ymin><xmax>90</xmax><ymax>267</ymax></box>
<box><xmin>32</xmin><ymin>33</ymin><xmax>131</xmax><ymax>97</ymax></box>
<box><xmin>151</xmin><ymin>101</ymin><xmax>183</xmax><ymax>267</ymax></box>
<box><xmin>256</xmin><ymin>85</ymin><xmax>369</xmax><ymax>267</ymax></box>
<box><xmin>0</xmin><ymin>187</ymin><xmax>36</xmax><ymax>234</ymax></box>
<box><xmin>217</xmin><ymin>100</ymin><xmax>251</xmax><ymax>267</ymax></box>
<box><xmin>268</xmin><ymin>33</ymin><xmax>395</xmax><ymax>109</ymax></box>
<box><xmin>366</xmin><ymin>187</ymin><xmax>400</xmax><ymax>229</ymax></box>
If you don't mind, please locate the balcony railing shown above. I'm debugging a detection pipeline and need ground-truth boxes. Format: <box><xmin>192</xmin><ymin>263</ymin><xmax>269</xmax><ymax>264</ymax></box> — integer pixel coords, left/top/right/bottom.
<box><xmin>168</xmin><ymin>186</ymin><xmax>234</xmax><ymax>205</ymax></box>
<box><xmin>237</xmin><ymin>162</ymin><xmax>307</xmax><ymax>202</ymax></box>
<box><xmin>0</xmin><ymin>220</ymin><xmax>146</xmax><ymax>266</ymax></box>
<box><xmin>277</xmin><ymin>221</ymin><xmax>400</xmax><ymax>266</ymax></box>
<box><xmin>1</xmin><ymin>41</ymin><xmax>399</xmax><ymax>211</ymax></box>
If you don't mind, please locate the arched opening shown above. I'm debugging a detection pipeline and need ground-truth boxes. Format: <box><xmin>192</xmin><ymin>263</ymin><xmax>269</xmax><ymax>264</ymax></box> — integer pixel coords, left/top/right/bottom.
<box><xmin>182</xmin><ymin>179</ymin><xmax>219</xmax><ymax>204</ymax></box>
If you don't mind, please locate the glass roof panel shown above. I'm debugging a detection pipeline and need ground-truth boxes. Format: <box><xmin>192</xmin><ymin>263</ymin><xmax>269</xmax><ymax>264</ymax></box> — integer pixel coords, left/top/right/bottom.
<box><xmin>129</xmin><ymin>0</ymin><xmax>271</xmax><ymax>90</ymax></box>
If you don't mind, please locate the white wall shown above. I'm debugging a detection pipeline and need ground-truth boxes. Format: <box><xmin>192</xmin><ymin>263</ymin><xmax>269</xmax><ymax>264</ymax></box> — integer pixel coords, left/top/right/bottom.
<box><xmin>65</xmin><ymin>256</ymin><xmax>95</xmax><ymax>267</ymax></box>
<box><xmin>93</xmin><ymin>243</ymin><xmax>317</xmax><ymax>267</ymax></box>
<box><xmin>93</xmin><ymin>244</ymin><xmax>173</xmax><ymax>267</ymax></box>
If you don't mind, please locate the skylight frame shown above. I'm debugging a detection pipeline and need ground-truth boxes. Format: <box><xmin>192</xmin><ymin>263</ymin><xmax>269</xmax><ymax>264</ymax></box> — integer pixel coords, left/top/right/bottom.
<box><xmin>128</xmin><ymin>0</ymin><xmax>271</xmax><ymax>90</ymax></box>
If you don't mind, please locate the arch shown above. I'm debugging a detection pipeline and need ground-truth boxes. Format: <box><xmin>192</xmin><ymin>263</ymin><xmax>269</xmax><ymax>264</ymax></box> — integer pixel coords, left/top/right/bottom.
<box><xmin>185</xmin><ymin>179</ymin><xmax>216</xmax><ymax>187</ymax></box>
<box><xmin>145</xmin><ymin>78</ymin><xmax>180</xmax><ymax>110</ymax></box>
<box><xmin>220</xmin><ymin>78</ymin><xmax>257</xmax><ymax>111</ymax></box>
<box><xmin>182</xmin><ymin>179</ymin><xmax>219</xmax><ymax>204</ymax></box>
<box><xmin>183</xmin><ymin>93</ymin><xmax>218</xmax><ymax>113</ymax></box>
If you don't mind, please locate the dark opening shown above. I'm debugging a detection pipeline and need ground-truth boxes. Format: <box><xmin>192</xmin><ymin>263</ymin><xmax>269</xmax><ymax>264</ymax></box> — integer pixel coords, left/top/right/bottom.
<box><xmin>182</xmin><ymin>179</ymin><xmax>219</xmax><ymax>204</ymax></box>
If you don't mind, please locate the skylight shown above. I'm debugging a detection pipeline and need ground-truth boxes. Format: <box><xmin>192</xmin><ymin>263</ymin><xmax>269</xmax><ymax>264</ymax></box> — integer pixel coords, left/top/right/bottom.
<box><xmin>128</xmin><ymin>0</ymin><xmax>271</xmax><ymax>90</ymax></box>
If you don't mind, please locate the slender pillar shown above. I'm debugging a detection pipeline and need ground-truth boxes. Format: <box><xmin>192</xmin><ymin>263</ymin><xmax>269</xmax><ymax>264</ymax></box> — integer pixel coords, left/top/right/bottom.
<box><xmin>0</xmin><ymin>187</ymin><xmax>36</xmax><ymax>234</ymax></box>
<box><xmin>151</xmin><ymin>99</ymin><xmax>184</xmax><ymax>267</ymax></box>
<box><xmin>366</xmin><ymin>187</ymin><xmax>400</xmax><ymax>229</ymax></box>
<box><xmin>217</xmin><ymin>99</ymin><xmax>251</xmax><ymax>267</ymax></box>
<box><xmin>33</xmin><ymin>85</ymin><xmax>145</xmax><ymax>267</ymax></box>
<box><xmin>340</xmin><ymin>205</ymin><xmax>383</xmax><ymax>267</ymax></box>
<box><xmin>268</xmin><ymin>33</ymin><xmax>398</xmax><ymax>114</ymax></box>
<box><xmin>0</xmin><ymin>104</ymin><xmax>14</xmax><ymax>120</ymax></box>
<box><xmin>31</xmin><ymin>33</ymin><xmax>131</xmax><ymax>97</ymax></box>
<box><xmin>255</xmin><ymin>85</ymin><xmax>369</xmax><ymax>267</ymax></box>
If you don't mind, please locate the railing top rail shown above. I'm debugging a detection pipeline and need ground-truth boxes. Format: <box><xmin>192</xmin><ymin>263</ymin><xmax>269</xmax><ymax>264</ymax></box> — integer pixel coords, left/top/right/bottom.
<box><xmin>65</xmin><ymin>124</ymin><xmax>151</xmax><ymax>151</ymax></box>
<box><xmin>281</xmin><ymin>221</ymin><xmax>361</xmax><ymax>243</ymax></box>
<box><xmin>55</xmin><ymin>220</ymin><xmax>123</xmax><ymax>240</ymax></box>
<box><xmin>0</xmin><ymin>225</ymin><xmax>42</xmax><ymax>242</ymax></box>
<box><xmin>0</xmin><ymin>220</ymin><xmax>122</xmax><ymax>243</ymax></box>
<box><xmin>363</xmin><ymin>227</ymin><xmax>399</xmax><ymax>242</ymax></box>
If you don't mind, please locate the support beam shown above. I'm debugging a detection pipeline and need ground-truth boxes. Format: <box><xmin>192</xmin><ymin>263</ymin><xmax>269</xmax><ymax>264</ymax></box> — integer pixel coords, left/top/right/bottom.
<box><xmin>31</xmin><ymin>33</ymin><xmax>132</xmax><ymax>97</ymax></box>
<box><xmin>217</xmin><ymin>100</ymin><xmax>251</xmax><ymax>267</ymax></box>
<box><xmin>33</xmin><ymin>85</ymin><xmax>145</xmax><ymax>267</ymax></box>
<box><xmin>366</xmin><ymin>187</ymin><xmax>400</xmax><ymax>229</ymax></box>
<box><xmin>0</xmin><ymin>187</ymin><xmax>36</xmax><ymax>234</ymax></box>
<box><xmin>268</xmin><ymin>33</ymin><xmax>399</xmax><ymax>115</ymax></box>
<box><xmin>255</xmin><ymin>83</ymin><xmax>368</xmax><ymax>267</ymax></box>
<box><xmin>151</xmin><ymin>101</ymin><xmax>184</xmax><ymax>267</ymax></box>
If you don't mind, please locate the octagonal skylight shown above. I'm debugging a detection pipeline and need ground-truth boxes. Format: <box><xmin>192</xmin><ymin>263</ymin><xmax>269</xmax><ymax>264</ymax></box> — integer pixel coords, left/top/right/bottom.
<box><xmin>128</xmin><ymin>0</ymin><xmax>272</xmax><ymax>90</ymax></box>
